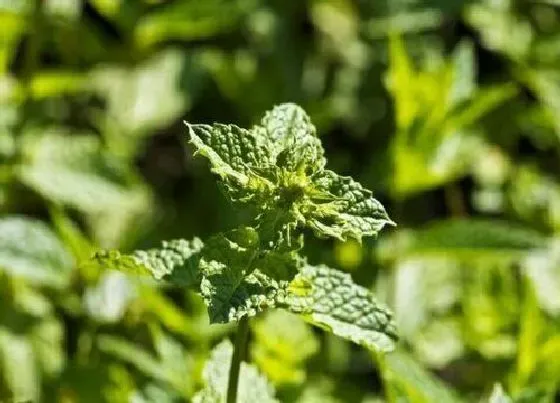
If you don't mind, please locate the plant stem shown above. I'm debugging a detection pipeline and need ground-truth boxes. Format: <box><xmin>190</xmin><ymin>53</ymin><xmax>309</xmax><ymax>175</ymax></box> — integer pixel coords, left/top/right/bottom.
<box><xmin>226</xmin><ymin>316</ymin><xmax>249</xmax><ymax>403</ymax></box>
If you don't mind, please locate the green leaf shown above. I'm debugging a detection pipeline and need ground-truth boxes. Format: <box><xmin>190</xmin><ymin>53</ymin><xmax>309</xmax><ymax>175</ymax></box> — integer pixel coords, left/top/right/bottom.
<box><xmin>199</xmin><ymin>228</ymin><xmax>296</xmax><ymax>323</ymax></box>
<box><xmin>193</xmin><ymin>340</ymin><xmax>278</xmax><ymax>403</ymax></box>
<box><xmin>187</xmin><ymin>104</ymin><xmax>393</xmax><ymax>245</ymax></box>
<box><xmin>19</xmin><ymin>132</ymin><xmax>149</xmax><ymax>215</ymax></box>
<box><xmin>285</xmin><ymin>264</ymin><xmax>398</xmax><ymax>353</ymax></box>
<box><xmin>489</xmin><ymin>384</ymin><xmax>513</xmax><ymax>403</ymax></box>
<box><xmin>0</xmin><ymin>328</ymin><xmax>40</xmax><ymax>402</ymax></box>
<box><xmin>135</xmin><ymin>0</ymin><xmax>253</xmax><ymax>48</ymax></box>
<box><xmin>380</xmin><ymin>219</ymin><xmax>545</xmax><ymax>262</ymax></box>
<box><xmin>252</xmin><ymin>310</ymin><xmax>319</xmax><ymax>386</ymax></box>
<box><xmin>380</xmin><ymin>351</ymin><xmax>463</xmax><ymax>403</ymax></box>
<box><xmin>305</xmin><ymin>170</ymin><xmax>395</xmax><ymax>241</ymax></box>
<box><xmin>89</xmin><ymin>237</ymin><xmax>204</xmax><ymax>286</ymax></box>
<box><xmin>97</xmin><ymin>331</ymin><xmax>194</xmax><ymax>397</ymax></box>
<box><xmin>0</xmin><ymin>216</ymin><xmax>73</xmax><ymax>288</ymax></box>
<box><xmin>187</xmin><ymin>123</ymin><xmax>274</xmax><ymax>201</ymax></box>
<box><xmin>259</xmin><ymin>103</ymin><xmax>325</xmax><ymax>174</ymax></box>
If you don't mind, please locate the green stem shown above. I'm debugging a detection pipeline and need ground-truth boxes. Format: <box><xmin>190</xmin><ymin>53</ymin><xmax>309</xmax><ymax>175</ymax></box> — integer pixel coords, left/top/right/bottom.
<box><xmin>227</xmin><ymin>316</ymin><xmax>250</xmax><ymax>403</ymax></box>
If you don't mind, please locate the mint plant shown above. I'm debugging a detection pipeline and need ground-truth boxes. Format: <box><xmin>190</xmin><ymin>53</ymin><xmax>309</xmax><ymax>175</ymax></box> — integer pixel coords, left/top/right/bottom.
<box><xmin>89</xmin><ymin>103</ymin><xmax>397</xmax><ymax>402</ymax></box>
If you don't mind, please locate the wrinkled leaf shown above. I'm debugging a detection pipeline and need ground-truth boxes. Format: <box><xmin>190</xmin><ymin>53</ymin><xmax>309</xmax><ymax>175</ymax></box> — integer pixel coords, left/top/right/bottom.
<box><xmin>286</xmin><ymin>264</ymin><xmax>398</xmax><ymax>353</ymax></box>
<box><xmin>89</xmin><ymin>237</ymin><xmax>204</xmax><ymax>286</ymax></box>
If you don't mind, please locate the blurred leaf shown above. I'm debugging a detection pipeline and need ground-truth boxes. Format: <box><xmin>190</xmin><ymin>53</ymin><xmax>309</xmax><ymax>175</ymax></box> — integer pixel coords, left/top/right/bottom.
<box><xmin>98</xmin><ymin>330</ymin><xmax>194</xmax><ymax>397</ymax></box>
<box><xmin>29</xmin><ymin>70</ymin><xmax>87</xmax><ymax>99</ymax></box>
<box><xmin>251</xmin><ymin>310</ymin><xmax>319</xmax><ymax>385</ymax></box>
<box><xmin>193</xmin><ymin>340</ymin><xmax>278</xmax><ymax>403</ymax></box>
<box><xmin>84</xmin><ymin>271</ymin><xmax>135</xmax><ymax>323</ymax></box>
<box><xmin>489</xmin><ymin>384</ymin><xmax>513</xmax><ymax>403</ymax></box>
<box><xmin>92</xmin><ymin>50</ymin><xmax>188</xmax><ymax>145</ymax></box>
<box><xmin>380</xmin><ymin>351</ymin><xmax>463</xmax><ymax>403</ymax></box>
<box><xmin>0</xmin><ymin>327</ymin><xmax>40</xmax><ymax>402</ymax></box>
<box><xmin>135</xmin><ymin>0</ymin><xmax>254</xmax><ymax>48</ymax></box>
<box><xmin>0</xmin><ymin>216</ymin><xmax>73</xmax><ymax>288</ymax></box>
<box><xmin>380</xmin><ymin>219</ymin><xmax>545</xmax><ymax>262</ymax></box>
<box><xmin>19</xmin><ymin>131</ymin><xmax>149</xmax><ymax>216</ymax></box>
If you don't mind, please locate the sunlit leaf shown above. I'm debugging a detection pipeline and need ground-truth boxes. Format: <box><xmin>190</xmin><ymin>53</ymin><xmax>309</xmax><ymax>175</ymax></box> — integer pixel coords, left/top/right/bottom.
<box><xmin>286</xmin><ymin>264</ymin><xmax>398</xmax><ymax>353</ymax></box>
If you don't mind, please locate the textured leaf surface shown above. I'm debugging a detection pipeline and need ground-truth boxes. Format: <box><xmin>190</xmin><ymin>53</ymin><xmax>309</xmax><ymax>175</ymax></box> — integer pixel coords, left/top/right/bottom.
<box><xmin>259</xmin><ymin>103</ymin><xmax>325</xmax><ymax>173</ymax></box>
<box><xmin>199</xmin><ymin>228</ymin><xmax>296</xmax><ymax>323</ymax></box>
<box><xmin>285</xmin><ymin>265</ymin><xmax>398</xmax><ymax>352</ymax></box>
<box><xmin>193</xmin><ymin>340</ymin><xmax>278</xmax><ymax>403</ymax></box>
<box><xmin>188</xmin><ymin>123</ymin><xmax>273</xmax><ymax>201</ymax></box>
<box><xmin>90</xmin><ymin>238</ymin><xmax>204</xmax><ymax>286</ymax></box>
<box><xmin>186</xmin><ymin>103</ymin><xmax>393</xmax><ymax>245</ymax></box>
<box><xmin>0</xmin><ymin>217</ymin><xmax>73</xmax><ymax>288</ymax></box>
<box><xmin>306</xmin><ymin>170</ymin><xmax>395</xmax><ymax>241</ymax></box>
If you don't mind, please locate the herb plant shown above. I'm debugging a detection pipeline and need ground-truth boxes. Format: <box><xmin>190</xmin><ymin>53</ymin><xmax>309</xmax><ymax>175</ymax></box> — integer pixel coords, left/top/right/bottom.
<box><xmin>90</xmin><ymin>103</ymin><xmax>398</xmax><ymax>402</ymax></box>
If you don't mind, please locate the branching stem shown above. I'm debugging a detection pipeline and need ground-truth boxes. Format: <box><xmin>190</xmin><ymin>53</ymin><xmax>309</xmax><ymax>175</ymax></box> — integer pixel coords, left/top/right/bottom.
<box><xmin>227</xmin><ymin>316</ymin><xmax>250</xmax><ymax>403</ymax></box>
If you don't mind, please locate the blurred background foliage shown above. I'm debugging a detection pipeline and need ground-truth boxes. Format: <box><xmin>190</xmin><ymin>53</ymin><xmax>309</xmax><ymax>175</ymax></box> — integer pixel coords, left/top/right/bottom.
<box><xmin>1</xmin><ymin>0</ymin><xmax>559</xmax><ymax>402</ymax></box>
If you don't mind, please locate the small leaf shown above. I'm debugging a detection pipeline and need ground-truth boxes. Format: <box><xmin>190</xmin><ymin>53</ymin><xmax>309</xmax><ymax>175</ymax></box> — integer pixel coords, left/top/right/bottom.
<box><xmin>488</xmin><ymin>384</ymin><xmax>513</xmax><ymax>403</ymax></box>
<box><xmin>187</xmin><ymin>123</ymin><xmax>274</xmax><ymax>201</ymax></box>
<box><xmin>0</xmin><ymin>216</ymin><xmax>73</xmax><ymax>288</ymax></box>
<box><xmin>259</xmin><ymin>103</ymin><xmax>325</xmax><ymax>174</ymax></box>
<box><xmin>89</xmin><ymin>237</ymin><xmax>204</xmax><ymax>286</ymax></box>
<box><xmin>305</xmin><ymin>170</ymin><xmax>395</xmax><ymax>241</ymax></box>
<box><xmin>193</xmin><ymin>340</ymin><xmax>278</xmax><ymax>403</ymax></box>
<box><xmin>285</xmin><ymin>264</ymin><xmax>398</xmax><ymax>353</ymax></box>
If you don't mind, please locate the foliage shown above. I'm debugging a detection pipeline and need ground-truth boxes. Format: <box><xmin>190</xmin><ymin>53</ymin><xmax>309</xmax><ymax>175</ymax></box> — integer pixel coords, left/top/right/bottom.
<box><xmin>1</xmin><ymin>0</ymin><xmax>560</xmax><ymax>402</ymax></box>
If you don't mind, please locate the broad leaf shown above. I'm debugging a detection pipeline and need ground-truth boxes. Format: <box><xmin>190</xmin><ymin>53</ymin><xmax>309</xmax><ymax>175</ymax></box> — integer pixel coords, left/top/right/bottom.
<box><xmin>89</xmin><ymin>237</ymin><xmax>204</xmax><ymax>286</ymax></box>
<box><xmin>305</xmin><ymin>170</ymin><xmax>395</xmax><ymax>241</ymax></box>
<box><xmin>19</xmin><ymin>132</ymin><xmax>148</xmax><ymax>215</ymax></box>
<box><xmin>199</xmin><ymin>228</ymin><xmax>297</xmax><ymax>323</ymax></box>
<box><xmin>285</xmin><ymin>264</ymin><xmax>398</xmax><ymax>353</ymax></box>
<box><xmin>193</xmin><ymin>340</ymin><xmax>278</xmax><ymax>403</ymax></box>
<box><xmin>0</xmin><ymin>216</ymin><xmax>73</xmax><ymax>288</ymax></box>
